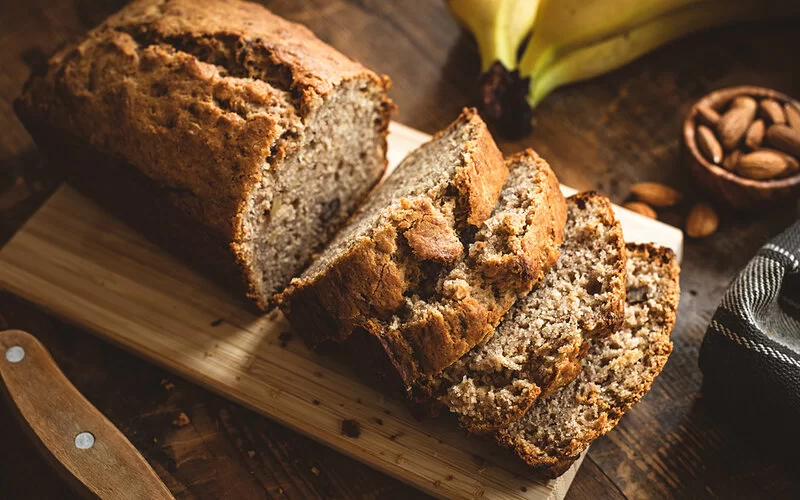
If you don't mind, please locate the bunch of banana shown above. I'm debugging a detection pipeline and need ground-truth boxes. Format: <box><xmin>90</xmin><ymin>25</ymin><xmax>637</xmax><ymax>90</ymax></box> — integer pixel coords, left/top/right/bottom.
<box><xmin>446</xmin><ymin>0</ymin><xmax>800</xmax><ymax>137</ymax></box>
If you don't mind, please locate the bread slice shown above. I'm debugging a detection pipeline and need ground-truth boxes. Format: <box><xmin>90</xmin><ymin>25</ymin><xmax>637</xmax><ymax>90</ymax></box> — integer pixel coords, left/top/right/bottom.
<box><xmin>496</xmin><ymin>243</ymin><xmax>680</xmax><ymax>478</ymax></box>
<box><xmin>278</xmin><ymin>118</ymin><xmax>567</xmax><ymax>393</ymax></box>
<box><xmin>15</xmin><ymin>0</ymin><xmax>393</xmax><ymax>309</ymax></box>
<box><xmin>399</xmin><ymin>151</ymin><xmax>567</xmax><ymax>394</ymax></box>
<box><xmin>437</xmin><ymin>192</ymin><xmax>626</xmax><ymax>433</ymax></box>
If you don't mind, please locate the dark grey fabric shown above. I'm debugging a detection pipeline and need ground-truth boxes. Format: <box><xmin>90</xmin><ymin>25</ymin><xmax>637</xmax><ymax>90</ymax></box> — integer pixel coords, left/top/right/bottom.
<box><xmin>700</xmin><ymin>221</ymin><xmax>800</xmax><ymax>433</ymax></box>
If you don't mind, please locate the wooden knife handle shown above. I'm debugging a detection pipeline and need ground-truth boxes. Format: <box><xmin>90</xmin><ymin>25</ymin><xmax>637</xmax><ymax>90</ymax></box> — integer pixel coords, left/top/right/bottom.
<box><xmin>0</xmin><ymin>329</ymin><xmax>173</xmax><ymax>499</ymax></box>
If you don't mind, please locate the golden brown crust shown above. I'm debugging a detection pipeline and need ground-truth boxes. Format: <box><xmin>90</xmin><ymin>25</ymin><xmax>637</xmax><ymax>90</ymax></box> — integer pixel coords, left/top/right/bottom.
<box><xmin>15</xmin><ymin>0</ymin><xmax>393</xmax><ymax>309</ymax></box>
<box><xmin>280</xmin><ymin>141</ymin><xmax>568</xmax><ymax>397</ymax></box>
<box><xmin>439</xmin><ymin>192</ymin><xmax>626</xmax><ymax>435</ymax></box>
<box><xmin>407</xmin><ymin>151</ymin><xmax>568</xmax><ymax>383</ymax></box>
<box><xmin>278</xmin><ymin>109</ymin><xmax>509</xmax><ymax>345</ymax></box>
<box><xmin>453</xmin><ymin>108</ymin><xmax>508</xmax><ymax>226</ymax></box>
<box><xmin>471</xmin><ymin>150</ymin><xmax>567</xmax><ymax>293</ymax></box>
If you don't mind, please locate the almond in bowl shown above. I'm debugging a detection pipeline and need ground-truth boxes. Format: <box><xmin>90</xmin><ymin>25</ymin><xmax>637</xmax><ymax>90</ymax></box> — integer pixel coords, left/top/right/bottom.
<box><xmin>684</xmin><ymin>86</ymin><xmax>800</xmax><ymax>208</ymax></box>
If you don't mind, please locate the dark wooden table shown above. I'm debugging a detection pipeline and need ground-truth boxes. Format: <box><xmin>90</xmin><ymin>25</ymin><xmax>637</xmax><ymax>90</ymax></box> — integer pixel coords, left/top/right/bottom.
<box><xmin>2</xmin><ymin>1</ymin><xmax>800</xmax><ymax>498</ymax></box>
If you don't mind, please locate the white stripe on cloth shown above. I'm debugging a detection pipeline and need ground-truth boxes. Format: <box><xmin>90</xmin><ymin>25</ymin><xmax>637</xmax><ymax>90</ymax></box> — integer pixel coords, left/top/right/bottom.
<box><xmin>711</xmin><ymin>318</ymin><xmax>800</xmax><ymax>370</ymax></box>
<box><xmin>763</xmin><ymin>243</ymin><xmax>800</xmax><ymax>271</ymax></box>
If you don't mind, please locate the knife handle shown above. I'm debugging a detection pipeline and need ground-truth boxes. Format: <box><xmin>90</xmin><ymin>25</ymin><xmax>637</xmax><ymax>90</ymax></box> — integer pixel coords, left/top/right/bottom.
<box><xmin>0</xmin><ymin>329</ymin><xmax>173</xmax><ymax>499</ymax></box>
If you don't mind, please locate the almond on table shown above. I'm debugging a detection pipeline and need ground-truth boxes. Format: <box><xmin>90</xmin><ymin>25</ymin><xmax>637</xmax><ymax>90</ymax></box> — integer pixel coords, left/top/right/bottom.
<box><xmin>630</xmin><ymin>182</ymin><xmax>683</xmax><ymax>208</ymax></box>
<box><xmin>685</xmin><ymin>202</ymin><xmax>719</xmax><ymax>239</ymax></box>
<box><xmin>623</xmin><ymin>201</ymin><xmax>657</xmax><ymax>219</ymax></box>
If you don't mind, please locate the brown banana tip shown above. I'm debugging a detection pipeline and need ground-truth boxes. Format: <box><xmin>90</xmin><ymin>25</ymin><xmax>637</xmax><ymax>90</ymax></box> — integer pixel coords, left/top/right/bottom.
<box><xmin>478</xmin><ymin>61</ymin><xmax>533</xmax><ymax>140</ymax></box>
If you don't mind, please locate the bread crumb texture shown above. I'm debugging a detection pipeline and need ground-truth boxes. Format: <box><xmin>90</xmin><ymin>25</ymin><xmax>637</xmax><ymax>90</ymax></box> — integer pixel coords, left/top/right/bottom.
<box><xmin>439</xmin><ymin>192</ymin><xmax>627</xmax><ymax>433</ymax></box>
<box><xmin>496</xmin><ymin>243</ymin><xmax>680</xmax><ymax>478</ymax></box>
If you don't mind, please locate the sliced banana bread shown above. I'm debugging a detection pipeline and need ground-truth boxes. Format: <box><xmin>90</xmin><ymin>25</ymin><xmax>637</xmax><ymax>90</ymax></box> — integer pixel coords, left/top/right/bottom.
<box><xmin>437</xmin><ymin>192</ymin><xmax>626</xmax><ymax>433</ymax></box>
<box><xmin>15</xmin><ymin>0</ymin><xmax>393</xmax><ymax>309</ymax></box>
<box><xmin>279</xmin><ymin>123</ymin><xmax>566</xmax><ymax>393</ymax></box>
<box><xmin>496</xmin><ymin>243</ymin><xmax>680</xmax><ymax>478</ymax></box>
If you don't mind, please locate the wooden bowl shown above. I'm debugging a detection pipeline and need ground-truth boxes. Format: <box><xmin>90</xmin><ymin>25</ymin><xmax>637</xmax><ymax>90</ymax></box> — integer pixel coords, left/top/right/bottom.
<box><xmin>683</xmin><ymin>86</ymin><xmax>800</xmax><ymax>209</ymax></box>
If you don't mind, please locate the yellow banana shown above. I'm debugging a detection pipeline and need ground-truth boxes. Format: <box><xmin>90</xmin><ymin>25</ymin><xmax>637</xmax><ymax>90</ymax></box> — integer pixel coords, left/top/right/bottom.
<box><xmin>528</xmin><ymin>1</ymin><xmax>800</xmax><ymax>107</ymax></box>
<box><xmin>519</xmin><ymin>0</ymin><xmax>705</xmax><ymax>80</ymax></box>
<box><xmin>446</xmin><ymin>0</ymin><xmax>539</xmax><ymax>71</ymax></box>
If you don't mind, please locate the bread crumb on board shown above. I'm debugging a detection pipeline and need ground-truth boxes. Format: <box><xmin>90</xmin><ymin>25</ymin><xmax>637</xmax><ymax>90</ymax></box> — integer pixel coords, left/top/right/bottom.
<box><xmin>341</xmin><ymin>419</ymin><xmax>361</xmax><ymax>438</ymax></box>
<box><xmin>173</xmin><ymin>412</ymin><xmax>191</xmax><ymax>427</ymax></box>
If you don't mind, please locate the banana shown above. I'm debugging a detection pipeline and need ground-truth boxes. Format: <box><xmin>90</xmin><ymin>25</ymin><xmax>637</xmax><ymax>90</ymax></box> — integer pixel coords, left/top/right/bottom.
<box><xmin>443</xmin><ymin>0</ymin><xmax>800</xmax><ymax>137</ymax></box>
<box><xmin>446</xmin><ymin>0</ymin><xmax>539</xmax><ymax>71</ymax></box>
<box><xmin>527</xmin><ymin>1</ymin><xmax>800</xmax><ymax>107</ymax></box>
<box><xmin>518</xmin><ymin>0</ymin><xmax>704</xmax><ymax>81</ymax></box>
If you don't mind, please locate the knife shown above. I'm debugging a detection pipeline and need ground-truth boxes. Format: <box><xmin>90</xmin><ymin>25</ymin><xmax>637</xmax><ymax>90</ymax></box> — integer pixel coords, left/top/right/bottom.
<box><xmin>0</xmin><ymin>329</ymin><xmax>173</xmax><ymax>499</ymax></box>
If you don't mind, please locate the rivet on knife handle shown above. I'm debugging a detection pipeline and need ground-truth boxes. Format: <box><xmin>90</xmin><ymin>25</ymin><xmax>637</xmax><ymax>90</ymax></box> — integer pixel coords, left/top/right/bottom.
<box><xmin>0</xmin><ymin>329</ymin><xmax>173</xmax><ymax>499</ymax></box>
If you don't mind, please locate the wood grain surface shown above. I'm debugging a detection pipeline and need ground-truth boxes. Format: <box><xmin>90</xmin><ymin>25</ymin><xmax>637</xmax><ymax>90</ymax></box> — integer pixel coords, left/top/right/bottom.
<box><xmin>0</xmin><ymin>120</ymin><xmax>678</xmax><ymax>499</ymax></box>
<box><xmin>0</xmin><ymin>329</ymin><xmax>174</xmax><ymax>499</ymax></box>
<box><xmin>2</xmin><ymin>0</ymin><xmax>800</xmax><ymax>499</ymax></box>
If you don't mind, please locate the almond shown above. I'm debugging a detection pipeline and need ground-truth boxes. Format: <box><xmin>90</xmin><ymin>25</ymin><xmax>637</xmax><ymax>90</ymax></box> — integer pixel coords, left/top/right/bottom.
<box><xmin>696</xmin><ymin>103</ymin><xmax>720</xmax><ymax>127</ymax></box>
<box><xmin>744</xmin><ymin>119</ymin><xmax>765</xmax><ymax>150</ymax></box>
<box><xmin>685</xmin><ymin>202</ymin><xmax>718</xmax><ymax>238</ymax></box>
<box><xmin>623</xmin><ymin>201</ymin><xmax>657</xmax><ymax>219</ymax></box>
<box><xmin>630</xmin><ymin>182</ymin><xmax>682</xmax><ymax>208</ymax></box>
<box><xmin>765</xmin><ymin>124</ymin><xmax>800</xmax><ymax>158</ymax></box>
<box><xmin>717</xmin><ymin>104</ymin><xmax>756</xmax><ymax>150</ymax></box>
<box><xmin>736</xmin><ymin>150</ymin><xmax>792</xmax><ymax>180</ymax></box>
<box><xmin>785</xmin><ymin>103</ymin><xmax>800</xmax><ymax>131</ymax></box>
<box><xmin>731</xmin><ymin>96</ymin><xmax>757</xmax><ymax>112</ymax></box>
<box><xmin>721</xmin><ymin>150</ymin><xmax>740</xmax><ymax>171</ymax></box>
<box><xmin>696</xmin><ymin>125</ymin><xmax>723</xmax><ymax>164</ymax></box>
<box><xmin>773</xmin><ymin>149</ymin><xmax>800</xmax><ymax>172</ymax></box>
<box><xmin>759</xmin><ymin>99</ymin><xmax>785</xmax><ymax>125</ymax></box>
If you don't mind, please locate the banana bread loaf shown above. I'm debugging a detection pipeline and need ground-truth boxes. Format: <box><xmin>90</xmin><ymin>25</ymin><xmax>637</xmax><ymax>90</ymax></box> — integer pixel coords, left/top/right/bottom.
<box><xmin>279</xmin><ymin>120</ymin><xmax>567</xmax><ymax>394</ymax></box>
<box><xmin>437</xmin><ymin>192</ymin><xmax>627</xmax><ymax>433</ymax></box>
<box><xmin>14</xmin><ymin>0</ymin><xmax>394</xmax><ymax>309</ymax></box>
<box><xmin>496</xmin><ymin>243</ymin><xmax>680</xmax><ymax>478</ymax></box>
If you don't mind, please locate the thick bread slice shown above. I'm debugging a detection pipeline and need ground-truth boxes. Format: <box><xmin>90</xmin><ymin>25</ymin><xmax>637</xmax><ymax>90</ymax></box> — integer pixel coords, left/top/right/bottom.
<box><xmin>397</xmin><ymin>151</ymin><xmax>567</xmax><ymax>395</ymax></box>
<box><xmin>279</xmin><ymin>126</ymin><xmax>566</xmax><ymax>393</ymax></box>
<box><xmin>278</xmin><ymin>109</ymin><xmax>509</xmax><ymax>342</ymax></box>
<box><xmin>496</xmin><ymin>243</ymin><xmax>680</xmax><ymax>478</ymax></box>
<box><xmin>437</xmin><ymin>192</ymin><xmax>626</xmax><ymax>433</ymax></box>
<box><xmin>15</xmin><ymin>0</ymin><xmax>393</xmax><ymax>309</ymax></box>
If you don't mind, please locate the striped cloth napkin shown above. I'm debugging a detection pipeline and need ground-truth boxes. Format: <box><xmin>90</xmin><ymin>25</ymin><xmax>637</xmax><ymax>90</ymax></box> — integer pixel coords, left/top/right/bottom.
<box><xmin>699</xmin><ymin>220</ymin><xmax>800</xmax><ymax>435</ymax></box>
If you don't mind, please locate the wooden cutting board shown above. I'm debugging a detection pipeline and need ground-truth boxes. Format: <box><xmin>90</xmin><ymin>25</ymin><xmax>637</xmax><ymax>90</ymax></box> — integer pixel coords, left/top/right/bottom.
<box><xmin>0</xmin><ymin>122</ymin><xmax>683</xmax><ymax>499</ymax></box>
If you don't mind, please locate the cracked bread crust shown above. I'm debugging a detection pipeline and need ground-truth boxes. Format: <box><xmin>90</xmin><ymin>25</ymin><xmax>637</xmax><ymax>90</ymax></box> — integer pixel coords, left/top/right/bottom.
<box><xmin>438</xmin><ymin>192</ymin><xmax>626</xmax><ymax>434</ymax></box>
<box><xmin>280</xmin><ymin>142</ymin><xmax>567</xmax><ymax>396</ymax></box>
<box><xmin>14</xmin><ymin>0</ymin><xmax>393</xmax><ymax>309</ymax></box>
<box><xmin>405</xmin><ymin>150</ymin><xmax>567</xmax><ymax>394</ymax></box>
<box><xmin>496</xmin><ymin>243</ymin><xmax>680</xmax><ymax>478</ymax></box>
<box><xmin>277</xmin><ymin>109</ymin><xmax>509</xmax><ymax>345</ymax></box>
